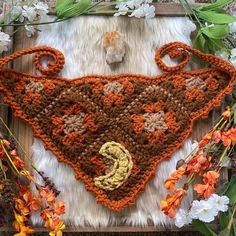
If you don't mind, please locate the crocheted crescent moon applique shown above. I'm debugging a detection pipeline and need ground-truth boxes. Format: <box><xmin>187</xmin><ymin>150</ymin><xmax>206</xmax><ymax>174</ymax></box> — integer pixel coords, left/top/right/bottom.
<box><xmin>0</xmin><ymin>42</ymin><xmax>235</xmax><ymax>211</ymax></box>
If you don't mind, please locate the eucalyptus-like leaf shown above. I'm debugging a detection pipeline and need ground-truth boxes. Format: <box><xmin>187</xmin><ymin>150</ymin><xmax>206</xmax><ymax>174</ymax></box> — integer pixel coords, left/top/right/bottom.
<box><xmin>197</xmin><ymin>0</ymin><xmax>233</xmax><ymax>11</ymax></box>
<box><xmin>195</xmin><ymin>10</ymin><xmax>236</xmax><ymax>24</ymax></box>
<box><xmin>201</xmin><ymin>24</ymin><xmax>229</xmax><ymax>39</ymax></box>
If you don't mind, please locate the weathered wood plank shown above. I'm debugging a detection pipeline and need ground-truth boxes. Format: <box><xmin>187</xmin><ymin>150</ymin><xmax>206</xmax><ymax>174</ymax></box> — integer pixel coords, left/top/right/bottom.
<box><xmin>0</xmin><ymin>2</ymin><xmax>14</xmax><ymax>135</ymax></box>
<box><xmin>9</xmin><ymin>30</ymin><xmax>36</xmax><ymax>169</ymax></box>
<box><xmin>46</xmin><ymin>3</ymin><xmax>203</xmax><ymax>16</ymax></box>
<box><xmin>0</xmin><ymin>224</ymin><xmax>217</xmax><ymax>232</ymax></box>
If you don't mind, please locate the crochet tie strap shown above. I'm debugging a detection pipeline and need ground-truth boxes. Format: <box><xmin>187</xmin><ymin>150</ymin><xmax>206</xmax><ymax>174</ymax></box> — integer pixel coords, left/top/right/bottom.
<box><xmin>0</xmin><ymin>42</ymin><xmax>235</xmax><ymax>211</ymax></box>
<box><xmin>0</xmin><ymin>46</ymin><xmax>65</xmax><ymax>76</ymax></box>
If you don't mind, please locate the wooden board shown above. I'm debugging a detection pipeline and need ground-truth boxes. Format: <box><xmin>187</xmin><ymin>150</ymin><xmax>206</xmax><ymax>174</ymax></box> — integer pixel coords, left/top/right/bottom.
<box><xmin>0</xmin><ymin>0</ymin><xmax>228</xmax><ymax>234</ymax></box>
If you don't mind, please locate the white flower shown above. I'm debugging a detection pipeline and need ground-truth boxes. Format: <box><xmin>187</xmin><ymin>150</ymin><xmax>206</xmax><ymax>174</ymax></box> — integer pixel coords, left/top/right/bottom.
<box><xmin>129</xmin><ymin>4</ymin><xmax>155</xmax><ymax>18</ymax></box>
<box><xmin>208</xmin><ymin>194</ymin><xmax>229</xmax><ymax>212</ymax></box>
<box><xmin>143</xmin><ymin>4</ymin><xmax>155</xmax><ymax>18</ymax></box>
<box><xmin>231</xmin><ymin>48</ymin><xmax>236</xmax><ymax>58</ymax></box>
<box><xmin>230</xmin><ymin>57</ymin><xmax>236</xmax><ymax>67</ymax></box>
<box><xmin>215</xmin><ymin>51</ymin><xmax>229</xmax><ymax>60</ymax></box>
<box><xmin>230</xmin><ymin>22</ymin><xmax>236</xmax><ymax>34</ymax></box>
<box><xmin>34</xmin><ymin>1</ymin><xmax>49</xmax><ymax>17</ymax></box>
<box><xmin>145</xmin><ymin>0</ymin><xmax>153</xmax><ymax>3</ymax></box>
<box><xmin>126</xmin><ymin>0</ymin><xmax>144</xmax><ymax>9</ymax></box>
<box><xmin>25</xmin><ymin>25</ymin><xmax>36</xmax><ymax>37</ymax></box>
<box><xmin>189</xmin><ymin>200</ymin><xmax>218</xmax><ymax>223</ymax></box>
<box><xmin>174</xmin><ymin>209</ymin><xmax>192</xmax><ymax>228</ymax></box>
<box><xmin>0</xmin><ymin>31</ymin><xmax>10</xmax><ymax>53</ymax></box>
<box><xmin>11</xmin><ymin>6</ymin><xmax>24</xmax><ymax>22</ymax></box>
<box><xmin>114</xmin><ymin>4</ymin><xmax>129</xmax><ymax>16</ymax></box>
<box><xmin>129</xmin><ymin>6</ymin><xmax>144</xmax><ymax>18</ymax></box>
<box><xmin>22</xmin><ymin>5</ymin><xmax>37</xmax><ymax>22</ymax></box>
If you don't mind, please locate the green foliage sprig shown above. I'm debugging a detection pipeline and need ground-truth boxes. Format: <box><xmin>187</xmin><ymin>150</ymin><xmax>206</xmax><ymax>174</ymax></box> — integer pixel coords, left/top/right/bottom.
<box><xmin>181</xmin><ymin>0</ymin><xmax>236</xmax><ymax>54</ymax></box>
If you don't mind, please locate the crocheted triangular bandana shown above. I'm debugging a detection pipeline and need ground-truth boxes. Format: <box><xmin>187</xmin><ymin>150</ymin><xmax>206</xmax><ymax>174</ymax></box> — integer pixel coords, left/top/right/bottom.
<box><xmin>0</xmin><ymin>42</ymin><xmax>235</xmax><ymax>211</ymax></box>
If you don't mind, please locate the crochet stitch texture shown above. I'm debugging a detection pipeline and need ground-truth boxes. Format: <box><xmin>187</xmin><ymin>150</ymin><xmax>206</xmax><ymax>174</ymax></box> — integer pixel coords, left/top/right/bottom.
<box><xmin>0</xmin><ymin>42</ymin><xmax>235</xmax><ymax>211</ymax></box>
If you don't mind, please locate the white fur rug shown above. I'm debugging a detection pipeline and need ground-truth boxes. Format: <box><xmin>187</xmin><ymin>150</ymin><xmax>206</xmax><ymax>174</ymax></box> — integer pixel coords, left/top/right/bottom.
<box><xmin>31</xmin><ymin>16</ymin><xmax>197</xmax><ymax>227</ymax></box>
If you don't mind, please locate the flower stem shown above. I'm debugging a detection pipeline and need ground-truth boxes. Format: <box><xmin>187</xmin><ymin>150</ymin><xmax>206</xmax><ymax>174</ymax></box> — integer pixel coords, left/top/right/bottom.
<box><xmin>179</xmin><ymin>0</ymin><xmax>203</xmax><ymax>27</ymax></box>
<box><xmin>0</xmin><ymin>17</ymin><xmax>70</xmax><ymax>27</ymax></box>
<box><xmin>227</xmin><ymin>204</ymin><xmax>236</xmax><ymax>230</ymax></box>
<box><xmin>0</xmin><ymin>116</ymin><xmax>38</xmax><ymax>171</ymax></box>
<box><xmin>1</xmin><ymin>140</ymin><xmax>19</xmax><ymax>175</ymax></box>
<box><xmin>87</xmin><ymin>10</ymin><xmax>133</xmax><ymax>14</ymax></box>
<box><xmin>0</xmin><ymin>159</ymin><xmax>7</xmax><ymax>179</ymax></box>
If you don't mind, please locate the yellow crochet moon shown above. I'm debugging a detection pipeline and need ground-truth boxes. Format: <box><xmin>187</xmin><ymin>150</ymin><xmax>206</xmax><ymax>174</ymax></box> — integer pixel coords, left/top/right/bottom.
<box><xmin>94</xmin><ymin>141</ymin><xmax>133</xmax><ymax>191</ymax></box>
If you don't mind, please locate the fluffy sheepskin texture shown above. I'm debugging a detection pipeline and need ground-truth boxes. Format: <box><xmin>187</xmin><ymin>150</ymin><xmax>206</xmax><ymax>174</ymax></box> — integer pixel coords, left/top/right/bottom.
<box><xmin>31</xmin><ymin>16</ymin><xmax>197</xmax><ymax>227</ymax></box>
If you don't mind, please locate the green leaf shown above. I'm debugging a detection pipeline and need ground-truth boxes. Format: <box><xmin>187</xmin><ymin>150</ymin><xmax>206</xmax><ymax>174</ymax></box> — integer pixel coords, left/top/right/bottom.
<box><xmin>56</xmin><ymin>0</ymin><xmax>92</xmax><ymax>19</ymax></box>
<box><xmin>232</xmin><ymin>219</ymin><xmax>236</xmax><ymax>236</ymax></box>
<box><xmin>196</xmin><ymin>10</ymin><xmax>236</xmax><ymax>24</ymax></box>
<box><xmin>197</xmin><ymin>0</ymin><xmax>233</xmax><ymax>11</ymax></box>
<box><xmin>222</xmin><ymin>176</ymin><xmax>236</xmax><ymax>205</ymax></box>
<box><xmin>220</xmin><ymin>212</ymin><xmax>230</xmax><ymax>230</ymax></box>
<box><xmin>208</xmin><ymin>38</ymin><xmax>228</xmax><ymax>52</ymax></box>
<box><xmin>201</xmin><ymin>24</ymin><xmax>229</xmax><ymax>39</ymax></box>
<box><xmin>56</xmin><ymin>0</ymin><xmax>74</xmax><ymax>17</ymax></box>
<box><xmin>193</xmin><ymin>31</ymin><xmax>208</xmax><ymax>52</ymax></box>
<box><xmin>192</xmin><ymin>219</ymin><xmax>217</xmax><ymax>236</ymax></box>
<box><xmin>193</xmin><ymin>32</ymin><xmax>208</xmax><ymax>65</ymax></box>
<box><xmin>219</xmin><ymin>228</ymin><xmax>231</xmax><ymax>236</ymax></box>
<box><xmin>232</xmin><ymin>103</ymin><xmax>236</xmax><ymax>124</ymax></box>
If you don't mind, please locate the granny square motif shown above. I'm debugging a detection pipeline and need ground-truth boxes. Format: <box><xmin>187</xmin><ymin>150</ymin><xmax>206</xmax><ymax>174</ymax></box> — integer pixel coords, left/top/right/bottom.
<box><xmin>0</xmin><ymin>42</ymin><xmax>235</xmax><ymax>210</ymax></box>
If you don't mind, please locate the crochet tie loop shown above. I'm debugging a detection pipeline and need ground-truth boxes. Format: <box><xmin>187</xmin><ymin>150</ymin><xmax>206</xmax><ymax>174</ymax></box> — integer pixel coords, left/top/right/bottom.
<box><xmin>0</xmin><ymin>46</ymin><xmax>65</xmax><ymax>76</ymax></box>
<box><xmin>155</xmin><ymin>42</ymin><xmax>236</xmax><ymax>76</ymax></box>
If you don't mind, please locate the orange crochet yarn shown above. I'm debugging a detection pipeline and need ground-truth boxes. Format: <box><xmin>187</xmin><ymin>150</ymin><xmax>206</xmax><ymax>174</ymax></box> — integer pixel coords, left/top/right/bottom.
<box><xmin>0</xmin><ymin>42</ymin><xmax>235</xmax><ymax>211</ymax></box>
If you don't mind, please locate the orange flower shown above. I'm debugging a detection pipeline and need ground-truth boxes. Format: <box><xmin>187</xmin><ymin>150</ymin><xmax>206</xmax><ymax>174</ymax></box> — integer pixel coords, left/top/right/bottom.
<box><xmin>46</xmin><ymin>217</ymin><xmax>65</xmax><ymax>232</ymax></box>
<box><xmin>203</xmin><ymin>170</ymin><xmax>219</xmax><ymax>185</ymax></box>
<box><xmin>54</xmin><ymin>201</ymin><xmax>65</xmax><ymax>215</ymax></box>
<box><xmin>194</xmin><ymin>183</ymin><xmax>215</xmax><ymax>198</ymax></box>
<box><xmin>13</xmin><ymin>222</ymin><xmax>34</xmax><ymax>236</ymax></box>
<box><xmin>222</xmin><ymin>106</ymin><xmax>231</xmax><ymax>120</ymax></box>
<box><xmin>17</xmin><ymin>182</ymin><xmax>29</xmax><ymax>196</ymax></box>
<box><xmin>12</xmin><ymin>155</ymin><xmax>25</xmax><ymax>169</ymax></box>
<box><xmin>186</xmin><ymin>153</ymin><xmax>210</xmax><ymax>175</ymax></box>
<box><xmin>221</xmin><ymin>128</ymin><xmax>236</xmax><ymax>148</ymax></box>
<box><xmin>160</xmin><ymin>188</ymin><xmax>187</xmax><ymax>218</ymax></box>
<box><xmin>15</xmin><ymin>198</ymin><xmax>30</xmax><ymax>216</ymax></box>
<box><xmin>222</xmin><ymin>130</ymin><xmax>232</xmax><ymax>147</ymax></box>
<box><xmin>198</xmin><ymin>131</ymin><xmax>212</xmax><ymax>148</ymax></box>
<box><xmin>41</xmin><ymin>209</ymin><xmax>52</xmax><ymax>221</ymax></box>
<box><xmin>164</xmin><ymin>164</ymin><xmax>187</xmax><ymax>191</ymax></box>
<box><xmin>213</xmin><ymin>130</ymin><xmax>221</xmax><ymax>144</ymax></box>
<box><xmin>15</xmin><ymin>192</ymin><xmax>40</xmax><ymax>216</ymax></box>
<box><xmin>14</xmin><ymin>211</ymin><xmax>27</xmax><ymax>224</ymax></box>
<box><xmin>29</xmin><ymin>198</ymin><xmax>41</xmax><ymax>211</ymax></box>
<box><xmin>2</xmin><ymin>139</ymin><xmax>11</xmax><ymax>148</ymax></box>
<box><xmin>0</xmin><ymin>148</ymin><xmax>6</xmax><ymax>160</ymax></box>
<box><xmin>229</xmin><ymin>128</ymin><xmax>236</xmax><ymax>143</ymax></box>
<box><xmin>39</xmin><ymin>188</ymin><xmax>56</xmax><ymax>205</ymax></box>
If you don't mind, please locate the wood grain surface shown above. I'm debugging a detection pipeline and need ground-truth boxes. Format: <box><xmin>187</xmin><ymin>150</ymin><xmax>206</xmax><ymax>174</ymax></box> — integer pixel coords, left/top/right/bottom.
<box><xmin>0</xmin><ymin>0</ymin><xmax>228</xmax><ymax>234</ymax></box>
